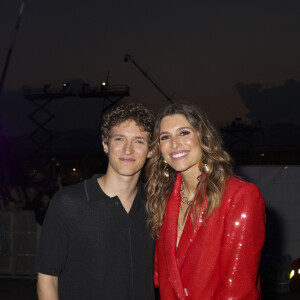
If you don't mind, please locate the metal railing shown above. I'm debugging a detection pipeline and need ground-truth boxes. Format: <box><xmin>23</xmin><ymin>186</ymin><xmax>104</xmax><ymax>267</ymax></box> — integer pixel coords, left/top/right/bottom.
<box><xmin>0</xmin><ymin>211</ymin><xmax>36</xmax><ymax>278</ymax></box>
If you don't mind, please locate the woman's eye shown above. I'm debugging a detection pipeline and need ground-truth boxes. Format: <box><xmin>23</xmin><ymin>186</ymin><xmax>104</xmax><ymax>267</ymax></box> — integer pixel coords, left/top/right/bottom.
<box><xmin>136</xmin><ymin>140</ymin><xmax>144</xmax><ymax>144</ymax></box>
<box><xmin>160</xmin><ymin>135</ymin><xmax>169</xmax><ymax>141</ymax></box>
<box><xmin>180</xmin><ymin>131</ymin><xmax>190</xmax><ymax>136</ymax></box>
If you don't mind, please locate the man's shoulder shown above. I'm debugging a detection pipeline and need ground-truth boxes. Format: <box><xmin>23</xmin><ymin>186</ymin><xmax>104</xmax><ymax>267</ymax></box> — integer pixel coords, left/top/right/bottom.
<box><xmin>54</xmin><ymin>181</ymin><xmax>85</xmax><ymax>200</ymax></box>
<box><xmin>51</xmin><ymin>175</ymin><xmax>99</xmax><ymax>208</ymax></box>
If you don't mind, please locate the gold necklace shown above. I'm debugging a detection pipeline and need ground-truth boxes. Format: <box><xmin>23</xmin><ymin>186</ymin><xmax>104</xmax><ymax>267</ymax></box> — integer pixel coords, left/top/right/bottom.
<box><xmin>180</xmin><ymin>181</ymin><xmax>193</xmax><ymax>206</ymax></box>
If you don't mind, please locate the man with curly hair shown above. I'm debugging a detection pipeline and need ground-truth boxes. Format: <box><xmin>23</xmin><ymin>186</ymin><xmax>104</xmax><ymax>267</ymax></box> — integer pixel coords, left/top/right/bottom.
<box><xmin>36</xmin><ymin>103</ymin><xmax>155</xmax><ymax>300</ymax></box>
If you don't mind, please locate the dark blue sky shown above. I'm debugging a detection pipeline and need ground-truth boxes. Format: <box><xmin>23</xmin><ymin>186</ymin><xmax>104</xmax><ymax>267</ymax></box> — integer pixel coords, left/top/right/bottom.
<box><xmin>1</xmin><ymin>0</ymin><xmax>300</xmax><ymax>128</ymax></box>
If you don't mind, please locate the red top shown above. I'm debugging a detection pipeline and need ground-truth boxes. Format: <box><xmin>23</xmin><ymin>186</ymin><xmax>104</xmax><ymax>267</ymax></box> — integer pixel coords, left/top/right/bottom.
<box><xmin>155</xmin><ymin>173</ymin><xmax>265</xmax><ymax>299</ymax></box>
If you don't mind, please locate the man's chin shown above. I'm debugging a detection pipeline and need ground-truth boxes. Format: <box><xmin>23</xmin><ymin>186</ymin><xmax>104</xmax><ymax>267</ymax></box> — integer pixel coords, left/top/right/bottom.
<box><xmin>116</xmin><ymin>169</ymin><xmax>142</xmax><ymax>177</ymax></box>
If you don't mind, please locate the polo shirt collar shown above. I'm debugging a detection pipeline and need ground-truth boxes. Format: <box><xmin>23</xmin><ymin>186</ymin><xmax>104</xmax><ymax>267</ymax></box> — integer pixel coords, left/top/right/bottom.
<box><xmin>84</xmin><ymin>174</ymin><xmax>144</xmax><ymax>214</ymax></box>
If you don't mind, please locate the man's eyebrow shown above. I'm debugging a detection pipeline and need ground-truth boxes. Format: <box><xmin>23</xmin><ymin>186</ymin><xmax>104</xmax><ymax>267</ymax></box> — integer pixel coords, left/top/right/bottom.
<box><xmin>159</xmin><ymin>126</ymin><xmax>192</xmax><ymax>136</ymax></box>
<box><xmin>110</xmin><ymin>134</ymin><xmax>123</xmax><ymax>139</ymax></box>
<box><xmin>111</xmin><ymin>134</ymin><xmax>124</xmax><ymax>137</ymax></box>
<box><xmin>111</xmin><ymin>134</ymin><xmax>146</xmax><ymax>139</ymax></box>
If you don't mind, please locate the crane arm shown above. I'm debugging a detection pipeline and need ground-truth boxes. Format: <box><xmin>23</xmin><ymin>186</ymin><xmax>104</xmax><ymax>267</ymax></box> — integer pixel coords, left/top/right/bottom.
<box><xmin>124</xmin><ymin>54</ymin><xmax>174</xmax><ymax>104</ymax></box>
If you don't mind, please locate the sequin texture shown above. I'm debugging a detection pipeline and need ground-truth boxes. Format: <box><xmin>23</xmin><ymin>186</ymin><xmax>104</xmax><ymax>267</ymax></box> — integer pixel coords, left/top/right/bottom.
<box><xmin>154</xmin><ymin>173</ymin><xmax>266</xmax><ymax>300</ymax></box>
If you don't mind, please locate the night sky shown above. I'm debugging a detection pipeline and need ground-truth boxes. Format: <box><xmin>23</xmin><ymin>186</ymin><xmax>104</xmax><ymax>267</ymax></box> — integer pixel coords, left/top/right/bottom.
<box><xmin>1</xmin><ymin>0</ymin><xmax>300</xmax><ymax>136</ymax></box>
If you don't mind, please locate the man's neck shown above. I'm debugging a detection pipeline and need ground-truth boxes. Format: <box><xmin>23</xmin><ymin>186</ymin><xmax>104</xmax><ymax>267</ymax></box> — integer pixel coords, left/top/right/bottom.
<box><xmin>97</xmin><ymin>168</ymin><xmax>140</xmax><ymax>213</ymax></box>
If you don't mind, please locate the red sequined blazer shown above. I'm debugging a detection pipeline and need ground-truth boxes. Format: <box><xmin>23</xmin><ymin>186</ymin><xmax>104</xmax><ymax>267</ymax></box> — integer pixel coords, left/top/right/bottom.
<box><xmin>155</xmin><ymin>173</ymin><xmax>265</xmax><ymax>299</ymax></box>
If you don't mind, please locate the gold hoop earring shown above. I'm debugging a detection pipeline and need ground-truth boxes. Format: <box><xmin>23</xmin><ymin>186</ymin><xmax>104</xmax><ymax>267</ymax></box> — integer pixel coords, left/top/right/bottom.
<box><xmin>199</xmin><ymin>157</ymin><xmax>209</xmax><ymax>174</ymax></box>
<box><xmin>202</xmin><ymin>163</ymin><xmax>209</xmax><ymax>174</ymax></box>
<box><xmin>162</xmin><ymin>160</ymin><xmax>170</xmax><ymax>183</ymax></box>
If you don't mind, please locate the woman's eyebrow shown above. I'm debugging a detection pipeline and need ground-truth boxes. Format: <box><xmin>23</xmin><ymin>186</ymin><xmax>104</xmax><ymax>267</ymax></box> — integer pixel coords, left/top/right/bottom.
<box><xmin>159</xmin><ymin>131</ymin><xmax>169</xmax><ymax>136</ymax></box>
<box><xmin>177</xmin><ymin>126</ymin><xmax>192</xmax><ymax>131</ymax></box>
<box><xmin>159</xmin><ymin>126</ymin><xmax>191</xmax><ymax>136</ymax></box>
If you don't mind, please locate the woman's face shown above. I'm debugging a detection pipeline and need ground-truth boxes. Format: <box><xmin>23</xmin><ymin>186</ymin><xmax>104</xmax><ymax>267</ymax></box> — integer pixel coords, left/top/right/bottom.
<box><xmin>159</xmin><ymin>114</ymin><xmax>202</xmax><ymax>176</ymax></box>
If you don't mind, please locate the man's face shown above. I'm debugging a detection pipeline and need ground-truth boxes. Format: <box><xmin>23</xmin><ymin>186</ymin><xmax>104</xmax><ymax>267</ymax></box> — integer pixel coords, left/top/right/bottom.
<box><xmin>103</xmin><ymin>120</ymin><xmax>150</xmax><ymax>177</ymax></box>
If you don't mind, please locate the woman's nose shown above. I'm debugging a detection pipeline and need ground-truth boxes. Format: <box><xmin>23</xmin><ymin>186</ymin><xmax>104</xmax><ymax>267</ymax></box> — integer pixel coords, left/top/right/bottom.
<box><xmin>171</xmin><ymin>136</ymin><xmax>181</xmax><ymax>149</ymax></box>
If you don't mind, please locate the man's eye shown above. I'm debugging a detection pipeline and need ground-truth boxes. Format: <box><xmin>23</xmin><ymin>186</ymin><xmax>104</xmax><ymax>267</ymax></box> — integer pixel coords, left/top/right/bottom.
<box><xmin>180</xmin><ymin>131</ymin><xmax>190</xmax><ymax>136</ymax></box>
<box><xmin>136</xmin><ymin>140</ymin><xmax>144</xmax><ymax>144</ymax></box>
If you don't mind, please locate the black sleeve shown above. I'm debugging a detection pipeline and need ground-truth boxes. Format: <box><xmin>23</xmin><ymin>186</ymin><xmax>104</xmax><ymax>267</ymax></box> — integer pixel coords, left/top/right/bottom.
<box><xmin>36</xmin><ymin>190</ymin><xmax>68</xmax><ymax>276</ymax></box>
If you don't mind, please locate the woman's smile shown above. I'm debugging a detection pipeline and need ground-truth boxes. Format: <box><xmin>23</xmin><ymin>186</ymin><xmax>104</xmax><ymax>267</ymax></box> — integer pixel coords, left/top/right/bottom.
<box><xmin>170</xmin><ymin>150</ymin><xmax>190</xmax><ymax>160</ymax></box>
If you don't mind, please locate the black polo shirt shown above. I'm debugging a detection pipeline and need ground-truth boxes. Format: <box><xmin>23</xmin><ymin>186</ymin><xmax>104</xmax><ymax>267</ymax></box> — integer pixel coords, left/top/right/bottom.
<box><xmin>36</xmin><ymin>174</ymin><xmax>155</xmax><ymax>300</ymax></box>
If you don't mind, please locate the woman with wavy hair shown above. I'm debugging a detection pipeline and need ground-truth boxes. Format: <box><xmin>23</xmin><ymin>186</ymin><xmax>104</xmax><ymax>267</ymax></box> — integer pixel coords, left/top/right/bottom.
<box><xmin>146</xmin><ymin>103</ymin><xmax>265</xmax><ymax>299</ymax></box>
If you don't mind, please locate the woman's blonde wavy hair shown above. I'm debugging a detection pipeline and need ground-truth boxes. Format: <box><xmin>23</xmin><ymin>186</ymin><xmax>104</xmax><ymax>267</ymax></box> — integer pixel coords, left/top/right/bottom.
<box><xmin>146</xmin><ymin>103</ymin><xmax>233</xmax><ymax>239</ymax></box>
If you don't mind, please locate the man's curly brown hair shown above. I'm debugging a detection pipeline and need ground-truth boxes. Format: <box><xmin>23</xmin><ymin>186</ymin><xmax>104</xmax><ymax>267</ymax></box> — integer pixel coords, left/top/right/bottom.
<box><xmin>101</xmin><ymin>103</ymin><xmax>154</xmax><ymax>144</ymax></box>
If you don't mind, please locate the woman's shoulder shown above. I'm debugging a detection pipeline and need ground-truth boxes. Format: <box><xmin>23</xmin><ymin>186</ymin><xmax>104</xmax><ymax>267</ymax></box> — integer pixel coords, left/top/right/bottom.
<box><xmin>225</xmin><ymin>176</ymin><xmax>261</xmax><ymax>199</ymax></box>
<box><xmin>222</xmin><ymin>176</ymin><xmax>265</xmax><ymax>221</ymax></box>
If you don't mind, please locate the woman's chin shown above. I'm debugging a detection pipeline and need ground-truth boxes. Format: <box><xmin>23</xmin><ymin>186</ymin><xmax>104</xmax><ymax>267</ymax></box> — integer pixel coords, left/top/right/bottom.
<box><xmin>170</xmin><ymin>163</ymin><xmax>200</xmax><ymax>176</ymax></box>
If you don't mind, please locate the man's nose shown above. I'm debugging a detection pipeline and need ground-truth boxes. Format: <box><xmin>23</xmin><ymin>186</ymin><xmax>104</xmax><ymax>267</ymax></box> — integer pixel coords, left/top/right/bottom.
<box><xmin>123</xmin><ymin>141</ymin><xmax>134</xmax><ymax>154</ymax></box>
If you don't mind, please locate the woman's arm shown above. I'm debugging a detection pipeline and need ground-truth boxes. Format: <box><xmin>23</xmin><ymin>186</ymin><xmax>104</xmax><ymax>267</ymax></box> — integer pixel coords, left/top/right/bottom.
<box><xmin>220</xmin><ymin>183</ymin><xmax>265</xmax><ymax>299</ymax></box>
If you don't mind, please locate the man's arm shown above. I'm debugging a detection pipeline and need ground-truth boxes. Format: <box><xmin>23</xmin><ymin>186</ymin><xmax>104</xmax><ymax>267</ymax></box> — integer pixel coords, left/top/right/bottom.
<box><xmin>36</xmin><ymin>189</ymin><xmax>68</xmax><ymax>299</ymax></box>
<box><xmin>37</xmin><ymin>272</ymin><xmax>59</xmax><ymax>300</ymax></box>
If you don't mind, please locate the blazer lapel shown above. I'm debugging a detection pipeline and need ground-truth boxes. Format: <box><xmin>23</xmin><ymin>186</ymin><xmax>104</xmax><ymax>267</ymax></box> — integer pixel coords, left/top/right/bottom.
<box><xmin>163</xmin><ymin>173</ymin><xmax>186</xmax><ymax>299</ymax></box>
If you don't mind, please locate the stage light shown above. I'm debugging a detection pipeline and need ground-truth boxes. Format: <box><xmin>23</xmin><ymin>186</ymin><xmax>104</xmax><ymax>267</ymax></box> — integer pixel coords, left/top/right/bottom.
<box><xmin>290</xmin><ymin>270</ymin><xmax>295</xmax><ymax>279</ymax></box>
